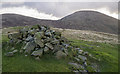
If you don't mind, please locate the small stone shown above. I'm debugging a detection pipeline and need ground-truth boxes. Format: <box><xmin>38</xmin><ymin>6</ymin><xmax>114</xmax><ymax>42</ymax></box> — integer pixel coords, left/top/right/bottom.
<box><xmin>45</xmin><ymin>31</ymin><xmax>51</xmax><ymax>36</ymax></box>
<box><xmin>11</xmin><ymin>47</ymin><xmax>15</xmax><ymax>50</ymax></box>
<box><xmin>78</xmin><ymin>49</ymin><xmax>83</xmax><ymax>54</ymax></box>
<box><xmin>25</xmin><ymin>55</ymin><xmax>28</xmax><ymax>57</ymax></box>
<box><xmin>12</xmin><ymin>50</ymin><xmax>18</xmax><ymax>54</ymax></box>
<box><xmin>5</xmin><ymin>52</ymin><xmax>14</xmax><ymax>57</ymax></box>
<box><xmin>35</xmin><ymin>57</ymin><xmax>40</xmax><ymax>61</ymax></box>
<box><xmin>83</xmin><ymin>52</ymin><xmax>89</xmax><ymax>56</ymax></box>
<box><xmin>31</xmin><ymin>49</ymin><xmax>43</xmax><ymax>57</ymax></box>
<box><xmin>84</xmin><ymin>62</ymin><xmax>87</xmax><ymax>66</ymax></box>
<box><xmin>19</xmin><ymin>50</ymin><xmax>23</xmax><ymax>53</ymax></box>
<box><xmin>74</xmin><ymin>57</ymin><xmax>80</xmax><ymax>62</ymax></box>
<box><xmin>78</xmin><ymin>55</ymin><xmax>87</xmax><ymax>62</ymax></box>
<box><xmin>68</xmin><ymin>62</ymin><xmax>84</xmax><ymax>69</ymax></box>
<box><xmin>25</xmin><ymin>35</ymin><xmax>34</xmax><ymax>42</ymax></box>
<box><xmin>44</xmin><ymin>47</ymin><xmax>49</xmax><ymax>53</ymax></box>
<box><xmin>34</xmin><ymin>32</ymin><xmax>44</xmax><ymax>39</ymax></box>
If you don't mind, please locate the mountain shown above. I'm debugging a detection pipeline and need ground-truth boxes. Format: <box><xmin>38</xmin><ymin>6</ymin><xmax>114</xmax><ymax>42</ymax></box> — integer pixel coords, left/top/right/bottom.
<box><xmin>2</xmin><ymin>11</ymin><xmax>118</xmax><ymax>34</ymax></box>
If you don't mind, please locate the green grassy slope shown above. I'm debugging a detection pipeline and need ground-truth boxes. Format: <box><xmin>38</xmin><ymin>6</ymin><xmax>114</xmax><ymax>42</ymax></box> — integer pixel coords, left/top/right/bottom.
<box><xmin>2</xmin><ymin>26</ymin><xmax>118</xmax><ymax>72</ymax></box>
<box><xmin>70</xmin><ymin>39</ymin><xmax>118</xmax><ymax>72</ymax></box>
<box><xmin>2</xmin><ymin>34</ymin><xmax>70</xmax><ymax>72</ymax></box>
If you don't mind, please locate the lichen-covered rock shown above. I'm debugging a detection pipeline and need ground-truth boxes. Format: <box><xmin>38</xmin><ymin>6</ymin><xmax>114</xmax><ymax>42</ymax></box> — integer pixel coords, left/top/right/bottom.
<box><xmin>55</xmin><ymin>50</ymin><xmax>67</xmax><ymax>59</ymax></box>
<box><xmin>44</xmin><ymin>46</ymin><xmax>49</xmax><ymax>53</ymax></box>
<box><xmin>24</xmin><ymin>42</ymin><xmax>36</xmax><ymax>54</ymax></box>
<box><xmin>12</xmin><ymin>50</ymin><xmax>18</xmax><ymax>54</ymax></box>
<box><xmin>34</xmin><ymin>38</ymin><xmax>44</xmax><ymax>47</ymax></box>
<box><xmin>68</xmin><ymin>62</ymin><xmax>85</xmax><ymax>70</ymax></box>
<box><xmin>5</xmin><ymin>52</ymin><xmax>14</xmax><ymax>57</ymax></box>
<box><xmin>31</xmin><ymin>49</ymin><xmax>43</xmax><ymax>57</ymax></box>
<box><xmin>25</xmin><ymin>35</ymin><xmax>34</xmax><ymax>42</ymax></box>
<box><xmin>45</xmin><ymin>43</ymin><xmax>53</xmax><ymax>50</ymax></box>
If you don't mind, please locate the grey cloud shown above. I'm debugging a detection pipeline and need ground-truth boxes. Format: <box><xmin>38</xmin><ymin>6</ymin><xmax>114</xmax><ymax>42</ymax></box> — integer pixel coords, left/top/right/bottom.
<box><xmin>2</xmin><ymin>2</ymin><xmax>118</xmax><ymax>17</ymax></box>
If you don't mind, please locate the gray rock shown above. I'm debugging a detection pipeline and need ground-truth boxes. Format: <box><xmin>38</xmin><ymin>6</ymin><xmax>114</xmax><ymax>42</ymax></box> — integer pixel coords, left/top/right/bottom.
<box><xmin>55</xmin><ymin>50</ymin><xmax>67</xmax><ymax>59</ymax></box>
<box><xmin>11</xmin><ymin>47</ymin><xmax>15</xmax><ymax>50</ymax></box>
<box><xmin>83</xmin><ymin>52</ymin><xmax>89</xmax><ymax>56</ymax></box>
<box><xmin>35</xmin><ymin>57</ymin><xmax>40</xmax><ymax>61</ymax></box>
<box><xmin>44</xmin><ymin>47</ymin><xmax>49</xmax><ymax>53</ymax></box>
<box><xmin>52</xmin><ymin>45</ymin><xmax>61</xmax><ymax>53</ymax></box>
<box><xmin>28</xmin><ymin>29</ymin><xmax>37</xmax><ymax>35</ymax></box>
<box><xmin>45</xmin><ymin>43</ymin><xmax>53</xmax><ymax>50</ymax></box>
<box><xmin>74</xmin><ymin>57</ymin><xmax>80</xmax><ymax>62</ymax></box>
<box><xmin>78</xmin><ymin>49</ymin><xmax>83</xmax><ymax>54</ymax></box>
<box><xmin>31</xmin><ymin>49</ymin><xmax>43</xmax><ymax>57</ymax></box>
<box><xmin>5</xmin><ymin>52</ymin><xmax>14</xmax><ymax>57</ymax></box>
<box><xmin>34</xmin><ymin>38</ymin><xmax>44</xmax><ymax>47</ymax></box>
<box><xmin>34</xmin><ymin>32</ymin><xmax>44</xmax><ymax>39</ymax></box>
<box><xmin>64</xmin><ymin>48</ymin><xmax>68</xmax><ymax>55</ymax></box>
<box><xmin>62</xmin><ymin>43</ymin><xmax>69</xmax><ymax>48</ymax></box>
<box><xmin>24</xmin><ymin>42</ymin><xmax>36</xmax><ymax>54</ymax></box>
<box><xmin>12</xmin><ymin>50</ymin><xmax>18</xmax><ymax>54</ymax></box>
<box><xmin>84</xmin><ymin>62</ymin><xmax>87</xmax><ymax>66</ymax></box>
<box><xmin>19</xmin><ymin>50</ymin><xmax>23</xmax><ymax>53</ymax></box>
<box><xmin>25</xmin><ymin>55</ymin><xmax>28</xmax><ymax>57</ymax></box>
<box><xmin>26</xmin><ymin>35</ymin><xmax>34</xmax><ymax>42</ymax></box>
<box><xmin>78</xmin><ymin>55</ymin><xmax>87</xmax><ymax>62</ymax></box>
<box><xmin>45</xmin><ymin>31</ymin><xmax>51</xmax><ymax>36</ymax></box>
<box><xmin>40</xmin><ymin>26</ymin><xmax>46</xmax><ymax>31</ymax></box>
<box><xmin>51</xmin><ymin>39</ymin><xmax>59</xmax><ymax>45</ymax></box>
<box><xmin>68</xmin><ymin>62</ymin><xmax>84</xmax><ymax>69</ymax></box>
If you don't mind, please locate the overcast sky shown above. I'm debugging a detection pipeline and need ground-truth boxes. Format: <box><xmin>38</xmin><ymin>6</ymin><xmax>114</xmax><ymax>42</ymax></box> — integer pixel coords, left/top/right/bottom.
<box><xmin>0</xmin><ymin>0</ymin><xmax>119</xmax><ymax>20</ymax></box>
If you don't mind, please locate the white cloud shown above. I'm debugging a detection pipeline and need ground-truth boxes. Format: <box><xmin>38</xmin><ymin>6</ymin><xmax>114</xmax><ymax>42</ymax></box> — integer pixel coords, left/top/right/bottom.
<box><xmin>78</xmin><ymin>8</ymin><xmax>118</xmax><ymax>19</ymax></box>
<box><xmin>1</xmin><ymin>0</ymin><xmax>119</xmax><ymax>2</ymax></box>
<box><xmin>0</xmin><ymin>6</ymin><xmax>60</xmax><ymax>20</ymax></box>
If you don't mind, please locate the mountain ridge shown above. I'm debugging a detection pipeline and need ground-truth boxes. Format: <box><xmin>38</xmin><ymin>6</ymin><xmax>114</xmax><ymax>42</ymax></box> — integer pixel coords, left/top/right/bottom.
<box><xmin>2</xmin><ymin>11</ymin><xmax>118</xmax><ymax>34</ymax></box>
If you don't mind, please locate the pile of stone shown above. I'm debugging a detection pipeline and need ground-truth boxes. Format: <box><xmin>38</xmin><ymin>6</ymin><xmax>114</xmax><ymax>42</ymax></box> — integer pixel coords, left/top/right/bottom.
<box><xmin>68</xmin><ymin>48</ymin><xmax>98</xmax><ymax>72</ymax></box>
<box><xmin>4</xmin><ymin>25</ymin><xmax>99</xmax><ymax>72</ymax></box>
<box><xmin>5</xmin><ymin>25</ymin><xmax>69</xmax><ymax>60</ymax></box>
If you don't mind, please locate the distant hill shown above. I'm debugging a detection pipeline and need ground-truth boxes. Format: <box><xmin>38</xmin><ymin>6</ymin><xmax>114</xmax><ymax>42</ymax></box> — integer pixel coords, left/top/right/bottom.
<box><xmin>2</xmin><ymin>11</ymin><xmax>118</xmax><ymax>34</ymax></box>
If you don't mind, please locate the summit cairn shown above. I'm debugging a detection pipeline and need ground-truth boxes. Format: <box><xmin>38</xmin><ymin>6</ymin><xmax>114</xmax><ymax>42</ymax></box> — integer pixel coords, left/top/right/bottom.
<box><xmin>6</xmin><ymin>25</ymin><xmax>69</xmax><ymax>59</ymax></box>
<box><xmin>5</xmin><ymin>25</ymin><xmax>98</xmax><ymax>72</ymax></box>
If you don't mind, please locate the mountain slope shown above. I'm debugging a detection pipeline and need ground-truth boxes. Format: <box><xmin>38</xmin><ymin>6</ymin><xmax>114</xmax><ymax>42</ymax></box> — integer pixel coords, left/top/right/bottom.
<box><xmin>59</xmin><ymin>11</ymin><xmax>118</xmax><ymax>34</ymax></box>
<box><xmin>2</xmin><ymin>11</ymin><xmax>118</xmax><ymax>34</ymax></box>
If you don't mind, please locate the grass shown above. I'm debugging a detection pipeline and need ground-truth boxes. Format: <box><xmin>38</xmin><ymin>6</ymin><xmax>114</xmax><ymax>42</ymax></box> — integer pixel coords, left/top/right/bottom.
<box><xmin>2</xmin><ymin>26</ymin><xmax>118</xmax><ymax>72</ymax></box>
<box><xmin>69</xmin><ymin>39</ymin><xmax>118</xmax><ymax>72</ymax></box>
<box><xmin>2</xmin><ymin>36</ymin><xmax>70</xmax><ymax>72</ymax></box>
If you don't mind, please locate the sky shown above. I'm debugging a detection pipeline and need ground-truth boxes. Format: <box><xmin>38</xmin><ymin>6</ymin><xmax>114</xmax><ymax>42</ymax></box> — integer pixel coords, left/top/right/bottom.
<box><xmin>0</xmin><ymin>0</ymin><xmax>119</xmax><ymax>20</ymax></box>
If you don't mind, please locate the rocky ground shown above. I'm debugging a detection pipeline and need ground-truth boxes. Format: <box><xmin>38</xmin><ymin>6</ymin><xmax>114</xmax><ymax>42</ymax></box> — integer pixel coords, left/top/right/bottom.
<box><xmin>52</xmin><ymin>28</ymin><xmax>118</xmax><ymax>44</ymax></box>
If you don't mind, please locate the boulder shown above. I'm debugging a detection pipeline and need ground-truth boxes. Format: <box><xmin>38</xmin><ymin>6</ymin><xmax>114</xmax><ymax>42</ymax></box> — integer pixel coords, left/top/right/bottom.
<box><xmin>55</xmin><ymin>50</ymin><xmax>67</xmax><ymax>59</ymax></box>
<box><xmin>45</xmin><ymin>43</ymin><xmax>53</xmax><ymax>50</ymax></box>
<box><xmin>34</xmin><ymin>38</ymin><xmax>44</xmax><ymax>47</ymax></box>
<box><xmin>24</xmin><ymin>42</ymin><xmax>36</xmax><ymax>54</ymax></box>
